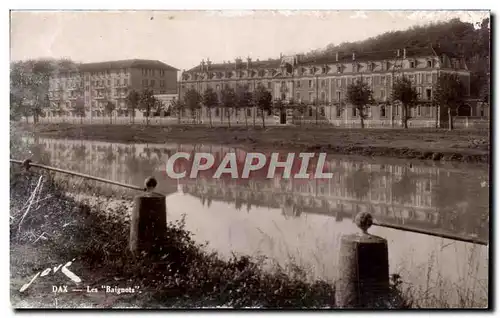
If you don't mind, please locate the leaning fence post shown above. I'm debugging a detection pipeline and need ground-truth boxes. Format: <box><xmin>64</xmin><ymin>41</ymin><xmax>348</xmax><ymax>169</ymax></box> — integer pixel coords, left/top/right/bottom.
<box><xmin>335</xmin><ymin>212</ymin><xmax>389</xmax><ymax>308</ymax></box>
<box><xmin>129</xmin><ymin>177</ymin><xmax>167</xmax><ymax>256</ymax></box>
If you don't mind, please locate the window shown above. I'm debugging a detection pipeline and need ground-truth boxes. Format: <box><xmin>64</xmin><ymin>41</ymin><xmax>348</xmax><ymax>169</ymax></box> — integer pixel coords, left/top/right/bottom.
<box><xmin>336</xmin><ymin>79</ymin><xmax>341</xmax><ymax>88</ymax></box>
<box><xmin>321</xmin><ymin>92</ymin><xmax>326</xmax><ymax>102</ymax></box>
<box><xmin>85</xmin><ymin>86</ymin><xmax>89</xmax><ymax>92</ymax></box>
<box><xmin>395</xmin><ymin>106</ymin><xmax>399</xmax><ymax>116</ymax></box>
<box><xmin>380</xmin><ymin>105</ymin><xmax>386</xmax><ymax>117</ymax></box>
<box><xmin>268</xmin><ymin>82</ymin><xmax>272</xmax><ymax>89</ymax></box>
<box><xmin>308</xmin><ymin>80</ymin><xmax>313</xmax><ymax>88</ymax></box>
<box><xmin>308</xmin><ymin>92</ymin><xmax>313</xmax><ymax>101</ymax></box>
<box><xmin>337</xmin><ymin>92</ymin><xmax>341</xmax><ymax>101</ymax></box>
<box><xmin>352</xmin><ymin>107</ymin><xmax>357</xmax><ymax>117</ymax></box>
<box><xmin>380</xmin><ymin>90</ymin><xmax>385</xmax><ymax>100</ymax></box>
<box><xmin>215</xmin><ymin>108</ymin><xmax>220</xmax><ymax>117</ymax></box>
<box><xmin>160</xmin><ymin>70</ymin><xmax>165</xmax><ymax>77</ymax></box>
<box><xmin>115</xmin><ymin>79</ymin><xmax>119</xmax><ymax>86</ymax></box>
<box><xmin>381</xmin><ymin>76</ymin><xmax>386</xmax><ymax>85</ymax></box>
<box><xmin>247</xmin><ymin>108</ymin><xmax>251</xmax><ymax>116</ymax></box>
<box><xmin>410</xmin><ymin>61</ymin><xmax>415</xmax><ymax>68</ymax></box>
<box><xmin>427</xmin><ymin>60</ymin><xmax>432</xmax><ymax>68</ymax></box>
<box><xmin>150</xmin><ymin>80</ymin><xmax>155</xmax><ymax>87</ymax></box>
<box><xmin>160</xmin><ymin>80</ymin><xmax>165</xmax><ymax>87</ymax></box>
<box><xmin>124</xmin><ymin>79</ymin><xmax>128</xmax><ymax>86</ymax></box>
<box><xmin>426</xmin><ymin>74</ymin><xmax>432</xmax><ymax>83</ymax></box>
<box><xmin>417</xmin><ymin>105</ymin><xmax>421</xmax><ymax>116</ymax></box>
<box><xmin>426</xmin><ymin>88</ymin><xmax>432</xmax><ymax>100</ymax></box>
<box><xmin>336</xmin><ymin>107</ymin><xmax>342</xmax><ymax>117</ymax></box>
<box><xmin>320</xmin><ymin>107</ymin><xmax>325</xmax><ymax>116</ymax></box>
<box><xmin>321</xmin><ymin>80</ymin><xmax>326</xmax><ymax>88</ymax></box>
<box><xmin>308</xmin><ymin>107</ymin><xmax>313</xmax><ymax>116</ymax></box>
<box><xmin>296</xmin><ymin>92</ymin><xmax>300</xmax><ymax>100</ymax></box>
<box><xmin>296</xmin><ymin>81</ymin><xmax>301</xmax><ymax>88</ymax></box>
<box><xmin>216</xmin><ymin>84</ymin><xmax>220</xmax><ymax>91</ymax></box>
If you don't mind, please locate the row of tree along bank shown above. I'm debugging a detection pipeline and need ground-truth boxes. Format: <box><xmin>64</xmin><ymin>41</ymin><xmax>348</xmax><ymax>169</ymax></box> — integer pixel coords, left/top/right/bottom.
<box><xmin>12</xmin><ymin>58</ymin><xmax>473</xmax><ymax>131</ymax></box>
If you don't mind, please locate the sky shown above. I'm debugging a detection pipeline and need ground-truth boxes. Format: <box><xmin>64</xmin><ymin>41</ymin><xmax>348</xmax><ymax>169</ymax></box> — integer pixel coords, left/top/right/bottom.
<box><xmin>10</xmin><ymin>10</ymin><xmax>489</xmax><ymax>72</ymax></box>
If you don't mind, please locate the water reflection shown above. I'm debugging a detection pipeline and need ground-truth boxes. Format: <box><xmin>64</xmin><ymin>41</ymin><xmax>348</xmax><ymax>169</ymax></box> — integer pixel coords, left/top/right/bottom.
<box><xmin>25</xmin><ymin>136</ymin><xmax>489</xmax><ymax>241</ymax></box>
<box><xmin>22</xmin><ymin>136</ymin><xmax>489</xmax><ymax>306</ymax></box>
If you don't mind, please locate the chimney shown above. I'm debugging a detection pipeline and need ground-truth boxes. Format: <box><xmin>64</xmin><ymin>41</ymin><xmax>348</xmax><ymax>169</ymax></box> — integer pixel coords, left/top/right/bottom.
<box><xmin>280</xmin><ymin>52</ymin><xmax>283</xmax><ymax>60</ymax></box>
<box><xmin>403</xmin><ymin>48</ymin><xmax>406</xmax><ymax>59</ymax></box>
<box><xmin>352</xmin><ymin>52</ymin><xmax>356</xmax><ymax>61</ymax></box>
<box><xmin>397</xmin><ymin>49</ymin><xmax>400</xmax><ymax>57</ymax></box>
<box><xmin>336</xmin><ymin>52</ymin><xmax>339</xmax><ymax>62</ymax></box>
<box><xmin>200</xmin><ymin>59</ymin><xmax>205</xmax><ymax>72</ymax></box>
<box><xmin>246</xmin><ymin>56</ymin><xmax>251</xmax><ymax>69</ymax></box>
<box><xmin>206</xmin><ymin>58</ymin><xmax>211</xmax><ymax>70</ymax></box>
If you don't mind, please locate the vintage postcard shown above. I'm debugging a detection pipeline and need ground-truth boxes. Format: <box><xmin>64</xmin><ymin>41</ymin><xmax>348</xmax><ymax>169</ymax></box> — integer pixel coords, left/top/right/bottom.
<box><xmin>9</xmin><ymin>10</ymin><xmax>491</xmax><ymax>309</ymax></box>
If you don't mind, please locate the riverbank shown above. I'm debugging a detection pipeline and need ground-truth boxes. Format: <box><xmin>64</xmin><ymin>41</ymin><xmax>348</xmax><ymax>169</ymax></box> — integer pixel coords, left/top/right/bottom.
<box><xmin>19</xmin><ymin>123</ymin><xmax>489</xmax><ymax>164</ymax></box>
<box><xmin>13</xmin><ymin>168</ymin><xmax>387</xmax><ymax>308</ymax></box>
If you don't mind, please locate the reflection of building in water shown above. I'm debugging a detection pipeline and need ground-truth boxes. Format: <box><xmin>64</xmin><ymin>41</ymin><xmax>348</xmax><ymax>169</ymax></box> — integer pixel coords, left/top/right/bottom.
<box><xmin>27</xmin><ymin>138</ymin><xmax>488</xmax><ymax>238</ymax></box>
<box><xmin>26</xmin><ymin>137</ymin><xmax>180</xmax><ymax>194</ymax></box>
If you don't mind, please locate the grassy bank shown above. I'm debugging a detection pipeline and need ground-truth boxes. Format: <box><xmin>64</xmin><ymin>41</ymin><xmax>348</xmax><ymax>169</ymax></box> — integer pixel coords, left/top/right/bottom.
<box><xmin>20</xmin><ymin>123</ymin><xmax>489</xmax><ymax>164</ymax></box>
<box><xmin>11</xmin><ymin>166</ymin><xmax>416</xmax><ymax>309</ymax></box>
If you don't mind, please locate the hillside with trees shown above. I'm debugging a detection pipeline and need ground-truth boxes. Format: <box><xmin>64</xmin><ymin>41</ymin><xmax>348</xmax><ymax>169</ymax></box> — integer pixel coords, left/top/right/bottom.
<box><xmin>301</xmin><ymin>18</ymin><xmax>490</xmax><ymax>101</ymax></box>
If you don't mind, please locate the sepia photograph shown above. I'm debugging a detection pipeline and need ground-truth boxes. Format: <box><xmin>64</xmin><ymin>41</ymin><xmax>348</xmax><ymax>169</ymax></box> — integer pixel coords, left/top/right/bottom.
<box><xmin>9</xmin><ymin>9</ymin><xmax>491</xmax><ymax>309</ymax></box>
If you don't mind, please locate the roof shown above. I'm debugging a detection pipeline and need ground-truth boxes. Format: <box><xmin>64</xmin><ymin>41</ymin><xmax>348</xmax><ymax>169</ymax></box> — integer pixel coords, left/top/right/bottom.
<box><xmin>186</xmin><ymin>59</ymin><xmax>281</xmax><ymax>73</ymax></box>
<box><xmin>80</xmin><ymin>59</ymin><xmax>179</xmax><ymax>71</ymax></box>
<box><xmin>185</xmin><ymin>46</ymin><xmax>460</xmax><ymax>73</ymax></box>
<box><xmin>300</xmin><ymin>46</ymin><xmax>438</xmax><ymax>65</ymax></box>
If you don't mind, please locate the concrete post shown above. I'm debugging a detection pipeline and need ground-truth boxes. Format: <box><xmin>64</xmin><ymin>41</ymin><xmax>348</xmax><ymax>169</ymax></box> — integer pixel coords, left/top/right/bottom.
<box><xmin>129</xmin><ymin>177</ymin><xmax>167</xmax><ymax>256</ymax></box>
<box><xmin>335</xmin><ymin>212</ymin><xmax>389</xmax><ymax>308</ymax></box>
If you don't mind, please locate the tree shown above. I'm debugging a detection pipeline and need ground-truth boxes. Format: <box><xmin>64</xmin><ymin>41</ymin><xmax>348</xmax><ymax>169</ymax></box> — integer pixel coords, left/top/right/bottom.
<box><xmin>273</xmin><ymin>98</ymin><xmax>287</xmax><ymax>125</ymax></box>
<box><xmin>126</xmin><ymin>89</ymin><xmax>140</xmax><ymax>124</ymax></box>
<box><xmin>184</xmin><ymin>88</ymin><xmax>202</xmax><ymax>124</ymax></box>
<box><xmin>391</xmin><ymin>76</ymin><xmax>419</xmax><ymax>129</ymax></box>
<box><xmin>104</xmin><ymin>100</ymin><xmax>115</xmax><ymax>124</ymax></box>
<box><xmin>220</xmin><ymin>85</ymin><xmax>237</xmax><ymax>127</ymax></box>
<box><xmin>10</xmin><ymin>58</ymin><xmax>78</xmax><ymax>124</ymax></box>
<box><xmin>433</xmin><ymin>73</ymin><xmax>465</xmax><ymax>130</ymax></box>
<box><xmin>74</xmin><ymin>96</ymin><xmax>86</xmax><ymax>124</ymax></box>
<box><xmin>139</xmin><ymin>89</ymin><xmax>158</xmax><ymax>126</ymax></box>
<box><xmin>296</xmin><ymin>101</ymin><xmax>308</xmax><ymax>126</ymax></box>
<box><xmin>253</xmin><ymin>84</ymin><xmax>273</xmax><ymax>128</ymax></box>
<box><xmin>236</xmin><ymin>84</ymin><xmax>253</xmax><ymax>127</ymax></box>
<box><xmin>202</xmin><ymin>87</ymin><xmax>219</xmax><ymax>127</ymax></box>
<box><xmin>171</xmin><ymin>98</ymin><xmax>185</xmax><ymax>124</ymax></box>
<box><xmin>346</xmin><ymin>79</ymin><xmax>374</xmax><ymax>128</ymax></box>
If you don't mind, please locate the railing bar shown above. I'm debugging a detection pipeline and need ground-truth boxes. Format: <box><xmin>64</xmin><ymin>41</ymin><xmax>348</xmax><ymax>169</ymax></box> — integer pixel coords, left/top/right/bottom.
<box><xmin>10</xmin><ymin>159</ymin><xmax>488</xmax><ymax>246</ymax></box>
<box><xmin>10</xmin><ymin>159</ymin><xmax>164</xmax><ymax>196</ymax></box>
<box><xmin>372</xmin><ymin>221</ymin><xmax>487</xmax><ymax>246</ymax></box>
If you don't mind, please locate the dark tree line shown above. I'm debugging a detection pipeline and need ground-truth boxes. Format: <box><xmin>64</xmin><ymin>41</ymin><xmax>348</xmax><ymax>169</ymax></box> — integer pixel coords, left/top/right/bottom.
<box><xmin>301</xmin><ymin>17</ymin><xmax>490</xmax><ymax>102</ymax></box>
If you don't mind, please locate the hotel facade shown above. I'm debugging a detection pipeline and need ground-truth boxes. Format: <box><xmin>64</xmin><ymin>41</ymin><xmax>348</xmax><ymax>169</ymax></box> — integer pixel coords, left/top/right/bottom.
<box><xmin>179</xmin><ymin>46</ymin><xmax>484</xmax><ymax>127</ymax></box>
<box><xmin>46</xmin><ymin>59</ymin><xmax>179</xmax><ymax>121</ymax></box>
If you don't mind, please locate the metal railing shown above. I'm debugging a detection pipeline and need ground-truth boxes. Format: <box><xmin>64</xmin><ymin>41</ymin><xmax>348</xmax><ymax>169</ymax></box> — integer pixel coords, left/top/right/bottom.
<box><xmin>10</xmin><ymin>159</ymin><xmax>488</xmax><ymax>246</ymax></box>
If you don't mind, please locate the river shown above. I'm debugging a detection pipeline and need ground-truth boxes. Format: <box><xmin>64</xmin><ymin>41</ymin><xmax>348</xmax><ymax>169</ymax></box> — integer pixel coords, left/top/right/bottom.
<box><xmin>24</xmin><ymin>136</ymin><xmax>489</xmax><ymax>307</ymax></box>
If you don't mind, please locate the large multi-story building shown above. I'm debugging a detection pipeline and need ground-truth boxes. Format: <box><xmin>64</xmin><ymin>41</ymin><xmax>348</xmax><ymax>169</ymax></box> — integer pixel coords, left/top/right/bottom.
<box><xmin>47</xmin><ymin>59</ymin><xmax>179</xmax><ymax>120</ymax></box>
<box><xmin>179</xmin><ymin>46</ymin><xmax>475</xmax><ymax>127</ymax></box>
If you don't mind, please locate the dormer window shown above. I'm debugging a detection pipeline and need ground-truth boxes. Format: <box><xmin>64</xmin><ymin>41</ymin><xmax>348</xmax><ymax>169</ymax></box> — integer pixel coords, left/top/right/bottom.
<box><xmin>410</xmin><ymin>60</ymin><xmax>415</xmax><ymax>68</ymax></box>
<box><xmin>427</xmin><ymin>60</ymin><xmax>433</xmax><ymax>68</ymax></box>
<box><xmin>337</xmin><ymin>65</ymin><xmax>343</xmax><ymax>74</ymax></box>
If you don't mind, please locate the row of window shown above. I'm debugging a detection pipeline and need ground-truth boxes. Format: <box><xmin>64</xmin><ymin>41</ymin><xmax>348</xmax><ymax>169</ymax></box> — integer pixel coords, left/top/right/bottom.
<box><xmin>142</xmin><ymin>79</ymin><xmax>167</xmax><ymax>87</ymax></box>
<box><xmin>90</xmin><ymin>79</ymin><xmax>129</xmax><ymax>87</ymax></box>
<box><xmin>87</xmin><ymin>69</ymin><xmax>128</xmax><ymax>78</ymax></box>
<box><xmin>142</xmin><ymin>69</ymin><xmax>167</xmax><ymax>77</ymax></box>
<box><xmin>184</xmin><ymin>72</ymin><xmax>437</xmax><ymax>92</ymax></box>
